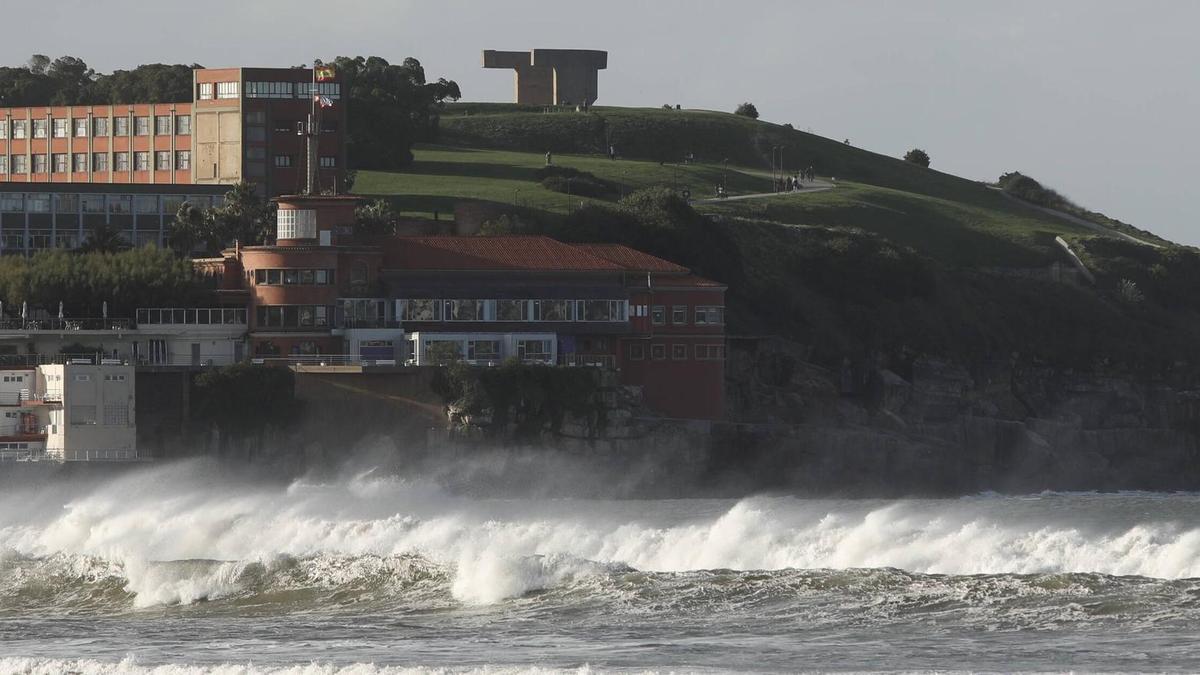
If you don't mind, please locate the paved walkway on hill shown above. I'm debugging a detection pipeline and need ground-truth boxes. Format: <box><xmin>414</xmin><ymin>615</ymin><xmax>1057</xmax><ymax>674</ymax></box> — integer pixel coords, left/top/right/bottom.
<box><xmin>691</xmin><ymin>179</ymin><xmax>835</xmax><ymax>204</ymax></box>
<box><xmin>992</xmin><ymin>188</ymin><xmax>1162</xmax><ymax>248</ymax></box>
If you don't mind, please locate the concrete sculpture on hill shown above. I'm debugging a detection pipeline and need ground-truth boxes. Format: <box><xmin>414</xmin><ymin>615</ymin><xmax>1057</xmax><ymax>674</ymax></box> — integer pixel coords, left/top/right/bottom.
<box><xmin>482</xmin><ymin>49</ymin><xmax>608</xmax><ymax>106</ymax></box>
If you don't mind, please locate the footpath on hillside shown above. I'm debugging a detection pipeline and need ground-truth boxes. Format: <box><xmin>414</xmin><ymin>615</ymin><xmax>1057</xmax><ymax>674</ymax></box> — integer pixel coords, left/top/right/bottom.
<box><xmin>691</xmin><ymin>178</ymin><xmax>835</xmax><ymax>204</ymax></box>
<box><xmin>992</xmin><ymin>188</ymin><xmax>1162</xmax><ymax>249</ymax></box>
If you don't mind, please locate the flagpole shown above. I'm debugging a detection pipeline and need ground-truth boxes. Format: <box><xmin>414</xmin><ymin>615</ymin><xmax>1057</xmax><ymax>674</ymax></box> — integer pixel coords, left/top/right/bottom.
<box><xmin>312</xmin><ymin>60</ymin><xmax>321</xmax><ymax>194</ymax></box>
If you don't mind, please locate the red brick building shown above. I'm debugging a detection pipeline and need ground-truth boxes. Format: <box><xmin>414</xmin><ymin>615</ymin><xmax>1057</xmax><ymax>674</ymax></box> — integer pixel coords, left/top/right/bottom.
<box><xmin>0</xmin><ymin>66</ymin><xmax>346</xmax><ymax>197</ymax></box>
<box><xmin>217</xmin><ymin>195</ymin><xmax>727</xmax><ymax>420</ymax></box>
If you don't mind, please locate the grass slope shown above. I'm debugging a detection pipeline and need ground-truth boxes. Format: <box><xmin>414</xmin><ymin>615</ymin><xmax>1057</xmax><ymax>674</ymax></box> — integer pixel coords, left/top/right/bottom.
<box><xmin>356</xmin><ymin>143</ymin><xmax>1089</xmax><ymax>267</ymax></box>
<box><xmin>438</xmin><ymin>104</ymin><xmax>1039</xmax><ymax>210</ymax></box>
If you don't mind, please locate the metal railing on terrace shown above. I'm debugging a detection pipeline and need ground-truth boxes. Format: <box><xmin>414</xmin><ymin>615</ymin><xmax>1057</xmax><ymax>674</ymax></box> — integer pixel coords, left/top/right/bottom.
<box><xmin>0</xmin><ymin>354</ymin><xmax>128</xmax><ymax>367</ymax></box>
<box><xmin>0</xmin><ymin>448</ymin><xmax>46</xmax><ymax>463</ymax></box>
<box><xmin>59</xmin><ymin>448</ymin><xmax>140</xmax><ymax>462</ymax></box>
<box><xmin>0</xmin><ymin>390</ymin><xmax>59</xmax><ymax>407</ymax></box>
<box><xmin>0</xmin><ymin>318</ymin><xmax>131</xmax><ymax>331</ymax></box>
<box><xmin>247</xmin><ymin>354</ymin><xmax>616</xmax><ymax>370</ymax></box>
<box><xmin>136</xmin><ymin>308</ymin><xmax>247</xmax><ymax>326</ymax></box>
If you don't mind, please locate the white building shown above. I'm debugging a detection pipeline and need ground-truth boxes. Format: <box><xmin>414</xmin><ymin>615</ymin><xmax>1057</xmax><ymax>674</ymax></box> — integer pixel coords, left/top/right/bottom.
<box><xmin>133</xmin><ymin>308</ymin><xmax>247</xmax><ymax>366</ymax></box>
<box><xmin>0</xmin><ymin>308</ymin><xmax>247</xmax><ymax>368</ymax></box>
<box><xmin>36</xmin><ymin>362</ymin><xmax>136</xmax><ymax>461</ymax></box>
<box><xmin>0</xmin><ymin>367</ymin><xmax>45</xmax><ymax>461</ymax></box>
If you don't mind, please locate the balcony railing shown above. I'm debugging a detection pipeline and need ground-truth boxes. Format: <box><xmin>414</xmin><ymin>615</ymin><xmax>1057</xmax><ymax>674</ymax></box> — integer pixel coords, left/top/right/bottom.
<box><xmin>337</xmin><ymin>318</ymin><xmax>403</xmax><ymax>329</ymax></box>
<box><xmin>0</xmin><ymin>448</ymin><xmax>45</xmax><ymax>463</ymax></box>
<box><xmin>0</xmin><ymin>318</ymin><xmax>131</xmax><ymax>331</ymax></box>
<box><xmin>0</xmin><ymin>354</ymin><xmax>128</xmax><ymax>367</ymax></box>
<box><xmin>0</xmin><ymin>390</ymin><xmax>59</xmax><ymax>407</ymax></box>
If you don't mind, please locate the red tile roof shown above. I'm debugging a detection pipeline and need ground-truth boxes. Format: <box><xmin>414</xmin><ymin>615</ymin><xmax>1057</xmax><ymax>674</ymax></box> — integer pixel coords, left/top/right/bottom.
<box><xmin>383</xmin><ymin>236</ymin><xmax>626</xmax><ymax>271</ymax></box>
<box><xmin>573</xmin><ymin>244</ymin><xmax>691</xmax><ymax>273</ymax></box>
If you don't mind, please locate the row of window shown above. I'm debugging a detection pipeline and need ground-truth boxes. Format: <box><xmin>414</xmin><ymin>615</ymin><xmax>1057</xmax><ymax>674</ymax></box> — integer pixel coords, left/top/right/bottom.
<box><xmin>400</xmin><ymin>299</ymin><xmax>628</xmax><ymax>323</ymax></box>
<box><xmin>253</xmin><ymin>268</ymin><xmax>336</xmax><ymax>286</ymax></box>
<box><xmin>255</xmin><ymin>305</ymin><xmax>332</xmax><ymax>328</ymax></box>
<box><xmin>0</xmin><ymin>151</ymin><xmax>190</xmax><ymax>174</ymax></box>
<box><xmin>259</xmin><ymin>154</ymin><xmax>336</xmax><ymax>168</ymax></box>
<box><xmin>67</xmin><ymin>403</ymin><xmax>129</xmax><ymax>426</ymax></box>
<box><xmin>418</xmin><ymin>337</ymin><xmax>554</xmax><ymax>363</ymax></box>
<box><xmin>629</xmin><ymin>343</ymin><xmax>727</xmax><ymax>361</ymax></box>
<box><xmin>136</xmin><ymin>308</ymin><xmax>247</xmax><ymax>325</ymax></box>
<box><xmin>0</xmin><ymin>193</ymin><xmax>211</xmax><ymax>214</ymax></box>
<box><xmin>630</xmin><ymin>304</ymin><xmax>726</xmax><ymax>327</ymax></box>
<box><xmin>0</xmin><ymin>115</ymin><xmax>190</xmax><ymax>140</ymax></box>
<box><xmin>199</xmin><ymin>81</ymin><xmax>342</xmax><ymax>101</ymax></box>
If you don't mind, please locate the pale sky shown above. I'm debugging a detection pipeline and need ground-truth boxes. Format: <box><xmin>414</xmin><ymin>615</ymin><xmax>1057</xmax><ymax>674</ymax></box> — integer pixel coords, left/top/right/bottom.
<box><xmin>3</xmin><ymin>0</ymin><xmax>1196</xmax><ymax>243</ymax></box>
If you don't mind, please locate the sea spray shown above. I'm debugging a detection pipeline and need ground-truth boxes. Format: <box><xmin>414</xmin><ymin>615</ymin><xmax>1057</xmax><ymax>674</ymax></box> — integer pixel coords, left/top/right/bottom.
<box><xmin>7</xmin><ymin>463</ymin><xmax>1200</xmax><ymax>612</ymax></box>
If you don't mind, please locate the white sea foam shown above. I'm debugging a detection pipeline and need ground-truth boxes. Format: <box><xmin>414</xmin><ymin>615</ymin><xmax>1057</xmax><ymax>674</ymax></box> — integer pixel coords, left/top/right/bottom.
<box><xmin>0</xmin><ymin>658</ymin><xmax>615</xmax><ymax>675</ymax></box>
<box><xmin>5</xmin><ymin>462</ymin><xmax>1200</xmax><ymax>608</ymax></box>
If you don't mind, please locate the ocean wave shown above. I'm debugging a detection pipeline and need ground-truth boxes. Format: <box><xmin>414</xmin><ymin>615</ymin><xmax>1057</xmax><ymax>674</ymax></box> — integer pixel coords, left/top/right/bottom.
<box><xmin>0</xmin><ymin>658</ymin><xmax>614</xmax><ymax>675</ymax></box>
<box><xmin>6</xmin><ymin>463</ymin><xmax>1200</xmax><ymax>612</ymax></box>
<box><xmin>5</xmin><ymin>550</ymin><xmax>1200</xmax><ymax>631</ymax></box>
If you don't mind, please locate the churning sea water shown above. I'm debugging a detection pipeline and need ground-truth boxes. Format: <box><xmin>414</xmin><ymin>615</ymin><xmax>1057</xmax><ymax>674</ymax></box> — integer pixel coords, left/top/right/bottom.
<box><xmin>4</xmin><ymin>461</ymin><xmax>1200</xmax><ymax>673</ymax></box>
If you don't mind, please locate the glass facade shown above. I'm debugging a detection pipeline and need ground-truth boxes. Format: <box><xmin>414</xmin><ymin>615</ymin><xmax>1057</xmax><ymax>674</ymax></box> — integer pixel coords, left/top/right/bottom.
<box><xmin>0</xmin><ymin>189</ymin><xmax>222</xmax><ymax>254</ymax></box>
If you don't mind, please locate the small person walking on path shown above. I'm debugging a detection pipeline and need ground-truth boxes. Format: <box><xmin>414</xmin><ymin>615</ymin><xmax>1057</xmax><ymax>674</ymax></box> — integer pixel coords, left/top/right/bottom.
<box><xmin>545</xmin><ymin>151</ymin><xmax>553</xmax><ymax>166</ymax></box>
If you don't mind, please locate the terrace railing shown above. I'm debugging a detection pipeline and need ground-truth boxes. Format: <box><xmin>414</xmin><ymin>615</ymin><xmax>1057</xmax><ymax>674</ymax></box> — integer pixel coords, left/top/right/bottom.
<box><xmin>0</xmin><ymin>318</ymin><xmax>131</xmax><ymax>331</ymax></box>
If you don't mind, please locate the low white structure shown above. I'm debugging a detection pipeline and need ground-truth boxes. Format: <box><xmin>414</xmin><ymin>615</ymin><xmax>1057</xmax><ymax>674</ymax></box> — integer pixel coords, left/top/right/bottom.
<box><xmin>406</xmin><ymin>331</ymin><xmax>557</xmax><ymax>366</ymax></box>
<box><xmin>133</xmin><ymin>308</ymin><xmax>247</xmax><ymax>366</ymax></box>
<box><xmin>39</xmin><ymin>362</ymin><xmax>137</xmax><ymax>461</ymax></box>
<box><xmin>0</xmin><ymin>367</ymin><xmax>45</xmax><ymax>461</ymax></box>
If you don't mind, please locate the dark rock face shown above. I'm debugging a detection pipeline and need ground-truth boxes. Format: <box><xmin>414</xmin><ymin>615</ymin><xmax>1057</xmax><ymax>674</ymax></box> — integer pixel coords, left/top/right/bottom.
<box><xmin>714</xmin><ymin>341</ymin><xmax>1200</xmax><ymax>495</ymax></box>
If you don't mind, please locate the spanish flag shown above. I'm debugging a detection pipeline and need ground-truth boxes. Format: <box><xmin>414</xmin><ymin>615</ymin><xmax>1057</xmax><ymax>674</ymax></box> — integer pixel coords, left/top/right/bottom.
<box><xmin>315</xmin><ymin>65</ymin><xmax>336</xmax><ymax>82</ymax></box>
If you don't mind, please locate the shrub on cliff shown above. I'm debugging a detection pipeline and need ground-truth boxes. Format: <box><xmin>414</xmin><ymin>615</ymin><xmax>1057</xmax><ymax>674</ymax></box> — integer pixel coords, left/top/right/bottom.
<box><xmin>193</xmin><ymin>364</ymin><xmax>299</xmax><ymax>441</ymax></box>
<box><xmin>432</xmin><ymin>360</ymin><xmax>603</xmax><ymax>439</ymax></box>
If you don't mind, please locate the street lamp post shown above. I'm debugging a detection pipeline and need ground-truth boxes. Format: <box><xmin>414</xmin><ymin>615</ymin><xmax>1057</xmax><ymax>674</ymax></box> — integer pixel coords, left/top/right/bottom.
<box><xmin>722</xmin><ymin>158</ymin><xmax>728</xmax><ymax>192</ymax></box>
<box><xmin>770</xmin><ymin>146</ymin><xmax>779</xmax><ymax>192</ymax></box>
<box><xmin>566</xmin><ymin>177</ymin><xmax>575</xmax><ymax>214</ymax></box>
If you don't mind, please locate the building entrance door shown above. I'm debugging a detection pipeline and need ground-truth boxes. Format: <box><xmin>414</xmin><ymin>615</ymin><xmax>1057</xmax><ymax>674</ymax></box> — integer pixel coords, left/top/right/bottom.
<box><xmin>148</xmin><ymin>339</ymin><xmax>168</xmax><ymax>365</ymax></box>
<box><xmin>191</xmin><ymin>343</ymin><xmax>201</xmax><ymax>366</ymax></box>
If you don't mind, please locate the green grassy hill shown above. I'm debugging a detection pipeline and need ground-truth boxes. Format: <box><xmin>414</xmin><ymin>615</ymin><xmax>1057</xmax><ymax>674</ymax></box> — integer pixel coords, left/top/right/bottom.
<box><xmin>356</xmin><ymin>142</ymin><xmax>1090</xmax><ymax>268</ymax></box>
<box><xmin>351</xmin><ymin>105</ymin><xmax>1200</xmax><ymax>374</ymax></box>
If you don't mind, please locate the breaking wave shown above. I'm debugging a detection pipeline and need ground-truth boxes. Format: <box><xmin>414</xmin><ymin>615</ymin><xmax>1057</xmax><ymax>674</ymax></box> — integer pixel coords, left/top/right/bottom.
<box><xmin>0</xmin><ymin>659</ymin><xmax>612</xmax><ymax>675</ymax></box>
<box><xmin>5</xmin><ymin>461</ymin><xmax>1200</xmax><ymax>615</ymax></box>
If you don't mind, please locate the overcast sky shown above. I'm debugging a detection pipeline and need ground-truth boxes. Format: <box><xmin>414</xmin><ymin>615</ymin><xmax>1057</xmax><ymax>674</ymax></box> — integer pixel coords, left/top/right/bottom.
<box><xmin>4</xmin><ymin>0</ymin><xmax>1196</xmax><ymax>243</ymax></box>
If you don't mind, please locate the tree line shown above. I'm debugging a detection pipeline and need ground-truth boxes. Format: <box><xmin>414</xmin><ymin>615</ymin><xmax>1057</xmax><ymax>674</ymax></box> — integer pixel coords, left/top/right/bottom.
<box><xmin>0</xmin><ymin>55</ymin><xmax>196</xmax><ymax>106</ymax></box>
<box><xmin>0</xmin><ymin>247</ymin><xmax>206</xmax><ymax>319</ymax></box>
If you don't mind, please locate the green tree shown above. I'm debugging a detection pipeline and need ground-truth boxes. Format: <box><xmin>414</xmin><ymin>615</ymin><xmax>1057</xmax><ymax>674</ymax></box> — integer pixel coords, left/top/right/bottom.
<box><xmin>167</xmin><ymin>202</ymin><xmax>209</xmax><ymax>256</ymax></box>
<box><xmin>0</xmin><ymin>247</ymin><xmax>205</xmax><ymax>318</ymax></box>
<box><xmin>0</xmin><ymin>55</ymin><xmax>196</xmax><ymax>106</ymax></box>
<box><xmin>326</xmin><ymin>55</ymin><xmax>461</xmax><ymax>169</ymax></box>
<box><xmin>209</xmin><ymin>183</ymin><xmax>274</xmax><ymax>249</ymax></box>
<box><xmin>193</xmin><ymin>363</ymin><xmax>300</xmax><ymax>444</ymax></box>
<box><xmin>904</xmin><ymin>148</ymin><xmax>931</xmax><ymax>168</ymax></box>
<box><xmin>353</xmin><ymin>198</ymin><xmax>398</xmax><ymax>238</ymax></box>
<box><xmin>734</xmin><ymin>102</ymin><xmax>759</xmax><ymax>119</ymax></box>
<box><xmin>81</xmin><ymin>222</ymin><xmax>128</xmax><ymax>253</ymax></box>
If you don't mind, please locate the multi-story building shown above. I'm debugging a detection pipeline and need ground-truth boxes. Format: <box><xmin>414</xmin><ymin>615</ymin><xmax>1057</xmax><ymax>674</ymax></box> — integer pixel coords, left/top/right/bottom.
<box><xmin>0</xmin><ymin>66</ymin><xmax>345</xmax><ymax>196</ymax></box>
<box><xmin>0</xmin><ymin>66</ymin><xmax>347</xmax><ymax>254</ymax></box>
<box><xmin>0</xmin><ymin>362</ymin><xmax>136</xmax><ymax>462</ymax></box>
<box><xmin>39</xmin><ymin>362</ymin><xmax>136</xmax><ymax>461</ymax></box>
<box><xmin>212</xmin><ymin>195</ymin><xmax>728</xmax><ymax>420</ymax></box>
<box><xmin>191</xmin><ymin>67</ymin><xmax>345</xmax><ymax>197</ymax></box>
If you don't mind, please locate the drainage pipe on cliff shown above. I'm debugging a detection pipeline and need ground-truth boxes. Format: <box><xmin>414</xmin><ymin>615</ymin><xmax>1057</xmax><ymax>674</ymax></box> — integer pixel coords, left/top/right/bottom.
<box><xmin>1055</xmin><ymin>236</ymin><xmax>1096</xmax><ymax>285</ymax></box>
